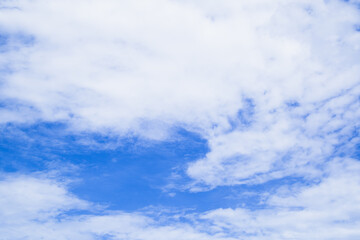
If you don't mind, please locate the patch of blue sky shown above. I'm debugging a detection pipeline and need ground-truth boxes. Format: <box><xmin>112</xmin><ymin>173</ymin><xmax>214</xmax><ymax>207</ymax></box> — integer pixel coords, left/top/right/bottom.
<box><xmin>285</xmin><ymin>100</ymin><xmax>300</xmax><ymax>108</ymax></box>
<box><xmin>227</xmin><ymin>98</ymin><xmax>255</xmax><ymax>132</ymax></box>
<box><xmin>0</xmin><ymin>121</ymin><xmax>312</xmax><ymax>213</ymax></box>
<box><xmin>0</xmin><ymin>31</ymin><xmax>34</xmax><ymax>56</ymax></box>
<box><xmin>0</xmin><ymin>33</ymin><xmax>7</xmax><ymax>46</ymax></box>
<box><xmin>0</xmin><ymin>122</ymin><xmax>207</xmax><ymax>210</ymax></box>
<box><xmin>355</xmin><ymin>24</ymin><xmax>360</xmax><ymax>31</ymax></box>
<box><xmin>332</xmin><ymin>126</ymin><xmax>360</xmax><ymax>159</ymax></box>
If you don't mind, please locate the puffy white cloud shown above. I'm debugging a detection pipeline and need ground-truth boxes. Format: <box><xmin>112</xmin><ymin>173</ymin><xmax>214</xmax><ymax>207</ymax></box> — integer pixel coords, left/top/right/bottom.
<box><xmin>1</xmin><ymin>158</ymin><xmax>360</xmax><ymax>239</ymax></box>
<box><xmin>1</xmin><ymin>1</ymin><xmax>360</xmax><ymax>238</ymax></box>
<box><xmin>0</xmin><ymin>0</ymin><xmax>360</xmax><ymax>192</ymax></box>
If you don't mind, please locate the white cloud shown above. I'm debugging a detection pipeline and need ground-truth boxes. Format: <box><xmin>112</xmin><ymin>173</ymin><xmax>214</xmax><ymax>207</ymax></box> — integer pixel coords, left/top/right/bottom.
<box><xmin>1</xmin><ymin>158</ymin><xmax>360</xmax><ymax>239</ymax></box>
<box><xmin>0</xmin><ymin>173</ymin><xmax>235</xmax><ymax>240</ymax></box>
<box><xmin>0</xmin><ymin>0</ymin><xmax>360</xmax><ymax>201</ymax></box>
<box><xmin>1</xmin><ymin>1</ymin><xmax>360</xmax><ymax>239</ymax></box>
<box><xmin>200</xmin><ymin>158</ymin><xmax>360</xmax><ymax>239</ymax></box>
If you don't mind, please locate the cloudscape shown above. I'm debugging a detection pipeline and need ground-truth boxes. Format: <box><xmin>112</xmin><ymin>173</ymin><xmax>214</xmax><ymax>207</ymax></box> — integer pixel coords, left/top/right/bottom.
<box><xmin>1</xmin><ymin>0</ymin><xmax>360</xmax><ymax>239</ymax></box>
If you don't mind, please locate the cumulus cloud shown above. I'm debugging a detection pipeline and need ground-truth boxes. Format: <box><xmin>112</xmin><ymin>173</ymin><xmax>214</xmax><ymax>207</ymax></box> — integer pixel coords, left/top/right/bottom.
<box><xmin>187</xmin><ymin>84</ymin><xmax>360</xmax><ymax>189</ymax></box>
<box><xmin>1</xmin><ymin>1</ymin><xmax>360</xmax><ymax>238</ymax></box>
<box><xmin>0</xmin><ymin>0</ymin><xmax>359</xmax><ymax>188</ymax></box>
<box><xmin>1</xmin><ymin>158</ymin><xmax>360</xmax><ymax>239</ymax></box>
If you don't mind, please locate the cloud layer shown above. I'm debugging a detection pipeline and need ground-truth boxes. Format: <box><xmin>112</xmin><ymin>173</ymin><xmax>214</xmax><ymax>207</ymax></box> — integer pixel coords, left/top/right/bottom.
<box><xmin>1</xmin><ymin>0</ymin><xmax>359</xmax><ymax>188</ymax></box>
<box><xmin>1</xmin><ymin>0</ymin><xmax>360</xmax><ymax>239</ymax></box>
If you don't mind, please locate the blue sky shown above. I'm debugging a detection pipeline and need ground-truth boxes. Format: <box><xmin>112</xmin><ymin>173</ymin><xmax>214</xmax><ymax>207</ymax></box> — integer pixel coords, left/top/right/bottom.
<box><xmin>1</xmin><ymin>122</ymin><xmax>272</xmax><ymax>212</ymax></box>
<box><xmin>1</xmin><ymin>0</ymin><xmax>360</xmax><ymax>239</ymax></box>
